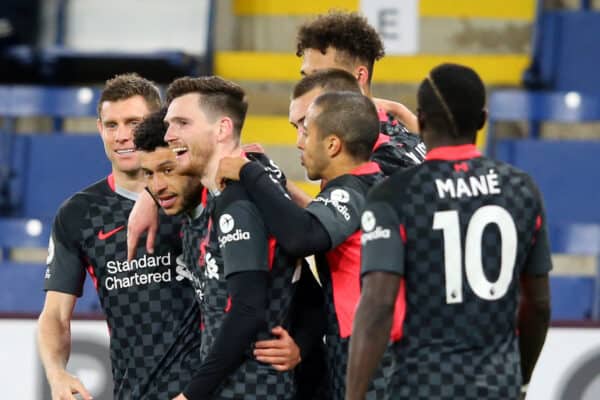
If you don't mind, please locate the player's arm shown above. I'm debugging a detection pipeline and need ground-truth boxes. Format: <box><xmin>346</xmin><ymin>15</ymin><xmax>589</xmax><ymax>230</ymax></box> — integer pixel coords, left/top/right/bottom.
<box><xmin>127</xmin><ymin>188</ymin><xmax>159</xmax><ymax>260</ymax></box>
<box><xmin>38</xmin><ymin>206</ymin><xmax>92</xmax><ymax>400</ymax></box>
<box><xmin>254</xmin><ymin>263</ymin><xmax>326</xmax><ymax>370</ymax></box>
<box><xmin>518</xmin><ymin>195</ymin><xmax>552</xmax><ymax>389</ymax></box>
<box><xmin>347</xmin><ymin>272</ymin><xmax>400</xmax><ymax>400</ymax></box>
<box><xmin>182</xmin><ymin>271</ymin><xmax>269</xmax><ymax>399</ymax></box>
<box><xmin>346</xmin><ymin>193</ymin><xmax>405</xmax><ymax>400</ymax></box>
<box><xmin>372</xmin><ymin>97</ymin><xmax>419</xmax><ymax>133</ymax></box>
<box><xmin>182</xmin><ymin>186</ymin><xmax>272</xmax><ymax>398</ymax></box>
<box><xmin>217</xmin><ymin>158</ymin><xmax>332</xmax><ymax>256</ymax></box>
<box><xmin>38</xmin><ymin>292</ymin><xmax>92</xmax><ymax>400</ymax></box>
<box><xmin>286</xmin><ymin>180</ymin><xmax>313</xmax><ymax>208</ymax></box>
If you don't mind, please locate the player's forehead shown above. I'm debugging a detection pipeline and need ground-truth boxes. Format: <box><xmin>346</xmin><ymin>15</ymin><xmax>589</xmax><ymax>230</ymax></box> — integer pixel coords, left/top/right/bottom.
<box><xmin>99</xmin><ymin>95</ymin><xmax>151</xmax><ymax>121</ymax></box>
<box><xmin>139</xmin><ymin>147</ymin><xmax>175</xmax><ymax>170</ymax></box>
<box><xmin>165</xmin><ymin>93</ymin><xmax>203</xmax><ymax>121</ymax></box>
<box><xmin>289</xmin><ymin>88</ymin><xmax>323</xmax><ymax>122</ymax></box>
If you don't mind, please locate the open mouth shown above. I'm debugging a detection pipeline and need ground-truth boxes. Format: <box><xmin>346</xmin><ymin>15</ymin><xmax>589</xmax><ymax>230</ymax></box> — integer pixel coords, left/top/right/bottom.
<box><xmin>171</xmin><ymin>146</ymin><xmax>189</xmax><ymax>158</ymax></box>
<box><xmin>158</xmin><ymin>195</ymin><xmax>177</xmax><ymax>209</ymax></box>
<box><xmin>115</xmin><ymin>148</ymin><xmax>136</xmax><ymax>155</ymax></box>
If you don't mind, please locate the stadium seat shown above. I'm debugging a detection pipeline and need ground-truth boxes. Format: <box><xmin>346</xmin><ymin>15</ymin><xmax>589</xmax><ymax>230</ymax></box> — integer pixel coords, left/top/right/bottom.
<box><xmin>0</xmin><ymin>218</ymin><xmax>101</xmax><ymax>314</ymax></box>
<box><xmin>9</xmin><ymin>134</ymin><xmax>110</xmax><ymax>219</ymax></box>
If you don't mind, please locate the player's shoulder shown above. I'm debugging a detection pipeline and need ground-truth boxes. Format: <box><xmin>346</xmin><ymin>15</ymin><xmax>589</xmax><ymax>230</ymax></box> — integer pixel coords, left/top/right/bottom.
<box><xmin>371</xmin><ymin>165</ymin><xmax>421</xmax><ymax>197</ymax></box>
<box><xmin>479</xmin><ymin>157</ymin><xmax>540</xmax><ymax>191</ymax></box>
<box><xmin>55</xmin><ymin>177</ymin><xmax>111</xmax><ymax>221</ymax></box>
<box><xmin>216</xmin><ymin>182</ymin><xmax>255</xmax><ymax>214</ymax></box>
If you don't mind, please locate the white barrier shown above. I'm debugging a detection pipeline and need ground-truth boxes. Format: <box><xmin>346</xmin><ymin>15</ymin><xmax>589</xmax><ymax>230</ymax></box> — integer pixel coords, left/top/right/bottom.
<box><xmin>0</xmin><ymin>320</ymin><xmax>598</xmax><ymax>399</ymax></box>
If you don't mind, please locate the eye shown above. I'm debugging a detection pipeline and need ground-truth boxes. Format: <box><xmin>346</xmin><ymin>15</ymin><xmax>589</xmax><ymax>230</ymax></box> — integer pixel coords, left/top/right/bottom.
<box><xmin>164</xmin><ymin>168</ymin><xmax>173</xmax><ymax>175</ymax></box>
<box><xmin>143</xmin><ymin>170</ymin><xmax>152</xmax><ymax>178</ymax></box>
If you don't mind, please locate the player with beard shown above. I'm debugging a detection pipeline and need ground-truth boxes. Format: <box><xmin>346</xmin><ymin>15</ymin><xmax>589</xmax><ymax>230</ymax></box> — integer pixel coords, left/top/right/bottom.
<box><xmin>37</xmin><ymin>74</ymin><xmax>204</xmax><ymax>400</ymax></box>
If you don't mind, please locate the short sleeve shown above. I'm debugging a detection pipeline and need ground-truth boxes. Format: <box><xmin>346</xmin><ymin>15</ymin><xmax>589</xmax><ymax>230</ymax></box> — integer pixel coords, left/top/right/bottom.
<box><xmin>523</xmin><ymin>183</ymin><xmax>553</xmax><ymax>276</ymax></box>
<box><xmin>216</xmin><ymin>185</ymin><xmax>269</xmax><ymax>278</ymax></box>
<box><xmin>306</xmin><ymin>185</ymin><xmax>363</xmax><ymax>248</ymax></box>
<box><xmin>361</xmin><ymin>189</ymin><xmax>405</xmax><ymax>277</ymax></box>
<box><xmin>44</xmin><ymin>203</ymin><xmax>87</xmax><ymax>296</ymax></box>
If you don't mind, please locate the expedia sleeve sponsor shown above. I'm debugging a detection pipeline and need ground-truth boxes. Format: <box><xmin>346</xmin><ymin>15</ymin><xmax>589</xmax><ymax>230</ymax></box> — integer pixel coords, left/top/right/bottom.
<box><xmin>306</xmin><ymin>185</ymin><xmax>364</xmax><ymax>248</ymax></box>
<box><xmin>104</xmin><ymin>252</ymin><xmax>180</xmax><ymax>290</ymax></box>
<box><xmin>360</xmin><ymin>201</ymin><xmax>405</xmax><ymax>277</ymax></box>
<box><xmin>216</xmin><ymin>200</ymin><xmax>269</xmax><ymax>278</ymax></box>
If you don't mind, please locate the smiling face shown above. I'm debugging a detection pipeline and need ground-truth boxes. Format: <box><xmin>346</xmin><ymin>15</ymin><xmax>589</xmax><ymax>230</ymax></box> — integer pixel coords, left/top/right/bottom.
<box><xmin>139</xmin><ymin>146</ymin><xmax>202</xmax><ymax>215</ymax></box>
<box><xmin>164</xmin><ymin>93</ymin><xmax>217</xmax><ymax>179</ymax></box>
<box><xmin>97</xmin><ymin>95</ymin><xmax>151</xmax><ymax>174</ymax></box>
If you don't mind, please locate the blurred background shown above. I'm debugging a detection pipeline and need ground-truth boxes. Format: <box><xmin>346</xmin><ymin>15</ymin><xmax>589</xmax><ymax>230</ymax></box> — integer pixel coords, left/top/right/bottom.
<box><xmin>0</xmin><ymin>0</ymin><xmax>599</xmax><ymax>398</ymax></box>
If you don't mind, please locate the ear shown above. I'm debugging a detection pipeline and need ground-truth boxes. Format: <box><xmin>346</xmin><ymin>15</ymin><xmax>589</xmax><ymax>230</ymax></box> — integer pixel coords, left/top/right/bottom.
<box><xmin>355</xmin><ymin>65</ymin><xmax>370</xmax><ymax>88</ymax></box>
<box><xmin>326</xmin><ymin>134</ymin><xmax>343</xmax><ymax>157</ymax></box>
<box><xmin>478</xmin><ymin>109</ymin><xmax>488</xmax><ymax>130</ymax></box>
<box><xmin>217</xmin><ymin>116</ymin><xmax>235</xmax><ymax>142</ymax></box>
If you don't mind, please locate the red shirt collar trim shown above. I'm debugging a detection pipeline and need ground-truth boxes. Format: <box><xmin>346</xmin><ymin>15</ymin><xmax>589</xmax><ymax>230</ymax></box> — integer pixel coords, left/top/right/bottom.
<box><xmin>107</xmin><ymin>174</ymin><xmax>116</xmax><ymax>192</ymax></box>
<box><xmin>425</xmin><ymin>144</ymin><xmax>481</xmax><ymax>161</ymax></box>
<box><xmin>350</xmin><ymin>161</ymin><xmax>381</xmax><ymax>176</ymax></box>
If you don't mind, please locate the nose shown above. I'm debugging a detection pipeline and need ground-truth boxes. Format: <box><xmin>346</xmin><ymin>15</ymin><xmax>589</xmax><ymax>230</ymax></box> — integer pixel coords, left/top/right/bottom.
<box><xmin>114</xmin><ymin>125</ymin><xmax>132</xmax><ymax>143</ymax></box>
<box><xmin>152</xmin><ymin>173</ymin><xmax>167</xmax><ymax>194</ymax></box>
<box><xmin>296</xmin><ymin>128</ymin><xmax>305</xmax><ymax>150</ymax></box>
<box><xmin>164</xmin><ymin>124</ymin><xmax>176</xmax><ymax>143</ymax></box>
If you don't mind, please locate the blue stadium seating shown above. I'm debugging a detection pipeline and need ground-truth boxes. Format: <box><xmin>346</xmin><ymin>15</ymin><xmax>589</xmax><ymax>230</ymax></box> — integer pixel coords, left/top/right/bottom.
<box><xmin>9</xmin><ymin>134</ymin><xmax>111</xmax><ymax>219</ymax></box>
<box><xmin>488</xmin><ymin>90</ymin><xmax>600</xmax><ymax>320</ymax></box>
<box><xmin>0</xmin><ymin>218</ymin><xmax>101</xmax><ymax>314</ymax></box>
<box><xmin>525</xmin><ymin>8</ymin><xmax>600</xmax><ymax>93</ymax></box>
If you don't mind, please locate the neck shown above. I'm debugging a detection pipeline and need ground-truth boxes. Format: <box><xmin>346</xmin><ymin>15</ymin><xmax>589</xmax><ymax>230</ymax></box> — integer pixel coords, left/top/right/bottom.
<box><xmin>322</xmin><ymin>154</ymin><xmax>369</xmax><ymax>181</ymax></box>
<box><xmin>112</xmin><ymin>168</ymin><xmax>145</xmax><ymax>193</ymax></box>
<box><xmin>424</xmin><ymin>131</ymin><xmax>475</xmax><ymax>152</ymax></box>
<box><xmin>361</xmin><ymin>83</ymin><xmax>372</xmax><ymax>98</ymax></box>
<box><xmin>201</xmin><ymin>141</ymin><xmax>243</xmax><ymax>191</ymax></box>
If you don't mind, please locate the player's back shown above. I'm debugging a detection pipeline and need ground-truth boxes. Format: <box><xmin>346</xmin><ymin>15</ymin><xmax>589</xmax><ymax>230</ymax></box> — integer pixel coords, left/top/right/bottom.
<box><xmin>370</xmin><ymin>146</ymin><xmax>546</xmax><ymax>398</ymax></box>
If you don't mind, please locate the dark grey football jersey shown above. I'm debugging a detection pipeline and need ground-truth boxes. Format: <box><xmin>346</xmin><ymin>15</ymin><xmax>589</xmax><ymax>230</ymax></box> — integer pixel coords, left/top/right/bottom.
<box><xmin>361</xmin><ymin>145</ymin><xmax>553</xmax><ymax>399</ymax></box>
<box><xmin>183</xmin><ymin>154</ymin><xmax>297</xmax><ymax>400</ymax></box>
<box><xmin>44</xmin><ymin>175</ymin><xmax>202</xmax><ymax>399</ymax></box>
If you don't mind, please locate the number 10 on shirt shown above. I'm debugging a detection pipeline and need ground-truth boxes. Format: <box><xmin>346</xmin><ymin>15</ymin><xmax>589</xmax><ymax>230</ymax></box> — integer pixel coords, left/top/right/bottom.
<box><xmin>433</xmin><ymin>205</ymin><xmax>518</xmax><ymax>304</ymax></box>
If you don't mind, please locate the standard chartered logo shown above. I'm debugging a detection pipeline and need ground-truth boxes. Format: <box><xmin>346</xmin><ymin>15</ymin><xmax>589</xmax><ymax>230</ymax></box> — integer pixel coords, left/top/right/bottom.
<box><xmin>104</xmin><ymin>252</ymin><xmax>177</xmax><ymax>291</ymax></box>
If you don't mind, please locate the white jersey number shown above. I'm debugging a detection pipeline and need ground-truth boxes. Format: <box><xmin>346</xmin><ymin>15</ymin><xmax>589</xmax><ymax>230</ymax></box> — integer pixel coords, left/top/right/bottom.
<box><xmin>433</xmin><ymin>205</ymin><xmax>517</xmax><ymax>304</ymax></box>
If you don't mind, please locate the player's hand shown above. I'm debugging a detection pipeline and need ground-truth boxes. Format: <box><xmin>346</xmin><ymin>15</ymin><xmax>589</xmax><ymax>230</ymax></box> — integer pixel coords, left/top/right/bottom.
<box><xmin>242</xmin><ymin>142</ymin><xmax>265</xmax><ymax>154</ymax></box>
<box><xmin>172</xmin><ymin>393</ymin><xmax>188</xmax><ymax>400</ymax></box>
<box><xmin>48</xmin><ymin>370</ymin><xmax>93</xmax><ymax>400</ymax></box>
<box><xmin>254</xmin><ymin>326</ymin><xmax>301</xmax><ymax>371</ymax></box>
<box><xmin>127</xmin><ymin>189</ymin><xmax>159</xmax><ymax>261</ymax></box>
<box><xmin>372</xmin><ymin>97</ymin><xmax>419</xmax><ymax>133</ymax></box>
<box><xmin>215</xmin><ymin>156</ymin><xmax>250</xmax><ymax>191</ymax></box>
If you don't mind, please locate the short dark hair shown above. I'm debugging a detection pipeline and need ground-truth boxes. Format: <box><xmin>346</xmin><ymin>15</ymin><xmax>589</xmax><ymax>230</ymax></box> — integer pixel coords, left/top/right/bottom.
<box><xmin>97</xmin><ymin>73</ymin><xmax>161</xmax><ymax>118</ymax></box>
<box><xmin>296</xmin><ymin>11</ymin><xmax>385</xmax><ymax>83</ymax></box>
<box><xmin>133</xmin><ymin>108</ymin><xmax>168</xmax><ymax>152</ymax></box>
<box><xmin>417</xmin><ymin>63</ymin><xmax>486</xmax><ymax>140</ymax></box>
<box><xmin>311</xmin><ymin>91</ymin><xmax>379</xmax><ymax>161</ymax></box>
<box><xmin>292</xmin><ymin>68</ymin><xmax>361</xmax><ymax>99</ymax></box>
<box><xmin>166</xmin><ymin>76</ymin><xmax>248</xmax><ymax>139</ymax></box>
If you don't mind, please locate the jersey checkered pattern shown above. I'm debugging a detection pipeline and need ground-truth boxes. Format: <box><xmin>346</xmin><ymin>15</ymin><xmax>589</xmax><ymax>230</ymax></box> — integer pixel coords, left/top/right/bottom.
<box><xmin>372</xmin><ymin>111</ymin><xmax>426</xmax><ymax>176</ymax></box>
<box><xmin>312</xmin><ymin>171</ymin><xmax>391</xmax><ymax>400</ymax></box>
<box><xmin>186</xmin><ymin>155</ymin><xmax>296</xmax><ymax>399</ymax></box>
<box><xmin>362</xmin><ymin>151</ymin><xmax>552</xmax><ymax>399</ymax></box>
<box><xmin>45</xmin><ymin>177</ymin><xmax>202</xmax><ymax>399</ymax></box>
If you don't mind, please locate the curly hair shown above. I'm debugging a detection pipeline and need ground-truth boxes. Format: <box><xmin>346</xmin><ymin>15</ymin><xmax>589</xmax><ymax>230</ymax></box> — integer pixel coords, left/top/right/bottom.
<box><xmin>97</xmin><ymin>73</ymin><xmax>161</xmax><ymax>118</ymax></box>
<box><xmin>296</xmin><ymin>11</ymin><xmax>385</xmax><ymax>82</ymax></box>
<box><xmin>133</xmin><ymin>108</ymin><xmax>168</xmax><ymax>152</ymax></box>
<box><xmin>166</xmin><ymin>76</ymin><xmax>248</xmax><ymax>138</ymax></box>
